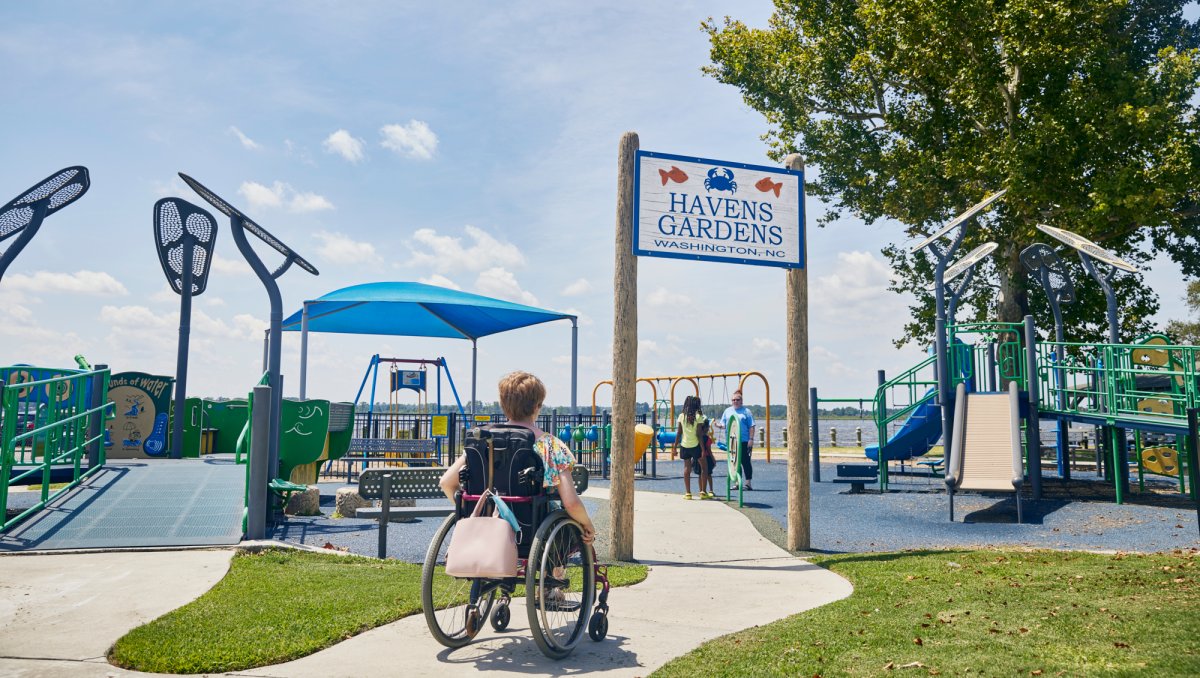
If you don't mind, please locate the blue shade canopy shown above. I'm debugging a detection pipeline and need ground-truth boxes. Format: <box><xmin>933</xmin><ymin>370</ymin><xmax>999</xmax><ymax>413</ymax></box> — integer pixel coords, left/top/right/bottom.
<box><xmin>281</xmin><ymin>282</ymin><xmax>576</xmax><ymax>340</ymax></box>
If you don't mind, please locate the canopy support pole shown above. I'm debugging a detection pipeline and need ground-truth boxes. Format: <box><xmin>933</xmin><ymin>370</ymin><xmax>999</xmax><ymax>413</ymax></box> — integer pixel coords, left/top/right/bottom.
<box><xmin>571</xmin><ymin>318</ymin><xmax>579</xmax><ymax>415</ymax></box>
<box><xmin>471</xmin><ymin>339</ymin><xmax>478</xmax><ymax>417</ymax></box>
<box><xmin>299</xmin><ymin>301</ymin><xmax>310</xmax><ymax>400</ymax></box>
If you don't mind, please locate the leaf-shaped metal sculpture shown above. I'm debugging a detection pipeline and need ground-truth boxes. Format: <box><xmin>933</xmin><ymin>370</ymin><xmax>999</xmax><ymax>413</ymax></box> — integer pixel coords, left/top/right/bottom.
<box><xmin>0</xmin><ymin>167</ymin><xmax>90</xmax><ymax>286</ymax></box>
<box><xmin>153</xmin><ymin>197</ymin><xmax>219</xmax><ymax>459</ymax></box>
<box><xmin>176</xmin><ymin>172</ymin><xmax>318</xmax><ymax>487</ymax></box>
<box><xmin>1035</xmin><ymin>224</ymin><xmax>1135</xmax><ymax>344</ymax></box>
<box><xmin>177</xmin><ymin>173</ymin><xmax>318</xmax><ymax>276</ymax></box>
<box><xmin>1021</xmin><ymin>243</ymin><xmax>1075</xmax><ymax>307</ymax></box>
<box><xmin>154</xmin><ymin>198</ymin><xmax>218</xmax><ymax>295</ymax></box>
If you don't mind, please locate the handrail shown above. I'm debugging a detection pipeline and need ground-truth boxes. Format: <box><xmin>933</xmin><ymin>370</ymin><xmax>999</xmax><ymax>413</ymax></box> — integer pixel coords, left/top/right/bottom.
<box><xmin>1</xmin><ymin>367</ymin><xmax>113</xmax><ymax>531</ymax></box>
<box><xmin>872</xmin><ymin>354</ymin><xmax>937</xmax><ymax>469</ymax></box>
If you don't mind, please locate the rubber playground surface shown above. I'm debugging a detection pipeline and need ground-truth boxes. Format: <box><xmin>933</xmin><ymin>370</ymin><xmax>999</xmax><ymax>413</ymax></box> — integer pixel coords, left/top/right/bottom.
<box><xmin>592</xmin><ymin>455</ymin><xmax>1200</xmax><ymax>554</ymax></box>
<box><xmin>265</xmin><ymin>454</ymin><xmax>1200</xmax><ymax>561</ymax></box>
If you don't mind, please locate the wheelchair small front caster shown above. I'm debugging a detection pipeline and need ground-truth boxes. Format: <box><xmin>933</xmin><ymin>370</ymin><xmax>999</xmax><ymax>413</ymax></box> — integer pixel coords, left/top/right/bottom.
<box><xmin>588</xmin><ymin>609</ymin><xmax>608</xmax><ymax>641</ymax></box>
<box><xmin>490</xmin><ymin>601</ymin><xmax>511</xmax><ymax>631</ymax></box>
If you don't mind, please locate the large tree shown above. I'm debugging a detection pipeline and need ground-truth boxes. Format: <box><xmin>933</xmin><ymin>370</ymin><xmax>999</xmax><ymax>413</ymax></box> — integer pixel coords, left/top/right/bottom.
<box><xmin>704</xmin><ymin>1</ymin><xmax>1200</xmax><ymax>346</ymax></box>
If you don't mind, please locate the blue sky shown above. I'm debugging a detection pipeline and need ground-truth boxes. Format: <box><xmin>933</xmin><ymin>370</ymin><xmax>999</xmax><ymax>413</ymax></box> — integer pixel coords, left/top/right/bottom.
<box><xmin>0</xmin><ymin>2</ymin><xmax>1192</xmax><ymax>410</ymax></box>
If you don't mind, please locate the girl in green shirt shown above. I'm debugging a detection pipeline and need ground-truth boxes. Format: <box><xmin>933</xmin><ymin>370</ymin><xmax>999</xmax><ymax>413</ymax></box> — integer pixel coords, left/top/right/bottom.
<box><xmin>672</xmin><ymin>396</ymin><xmax>711</xmax><ymax>499</ymax></box>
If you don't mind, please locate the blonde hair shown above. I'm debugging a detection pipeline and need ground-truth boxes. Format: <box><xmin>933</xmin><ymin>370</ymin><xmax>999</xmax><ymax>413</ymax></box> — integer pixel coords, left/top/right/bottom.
<box><xmin>498</xmin><ymin>371</ymin><xmax>545</xmax><ymax>421</ymax></box>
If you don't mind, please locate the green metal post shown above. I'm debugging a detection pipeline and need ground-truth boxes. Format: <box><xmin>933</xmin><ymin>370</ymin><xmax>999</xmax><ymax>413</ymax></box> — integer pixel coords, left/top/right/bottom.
<box><xmin>1110</xmin><ymin>426</ymin><xmax>1124</xmax><ymax>504</ymax></box>
<box><xmin>0</xmin><ymin>381</ymin><xmax>13</xmax><ymax>529</ymax></box>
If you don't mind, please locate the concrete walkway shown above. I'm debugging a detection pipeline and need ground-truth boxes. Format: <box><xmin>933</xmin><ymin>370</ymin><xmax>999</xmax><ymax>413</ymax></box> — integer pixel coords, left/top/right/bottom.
<box><xmin>0</xmin><ymin>550</ymin><xmax>233</xmax><ymax>676</ymax></box>
<box><xmin>0</xmin><ymin>489</ymin><xmax>852</xmax><ymax>677</ymax></box>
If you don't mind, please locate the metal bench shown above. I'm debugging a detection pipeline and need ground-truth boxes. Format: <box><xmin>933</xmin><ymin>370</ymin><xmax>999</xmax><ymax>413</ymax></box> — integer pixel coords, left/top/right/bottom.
<box><xmin>345</xmin><ymin>437</ymin><xmax>442</xmax><ymax>467</ymax></box>
<box><xmin>357</xmin><ymin>465</ymin><xmax>591</xmax><ymax>559</ymax></box>
<box><xmin>832</xmin><ymin>463</ymin><xmax>878</xmax><ymax>493</ymax></box>
<box><xmin>355</xmin><ymin>468</ymin><xmax>455</xmax><ymax>521</ymax></box>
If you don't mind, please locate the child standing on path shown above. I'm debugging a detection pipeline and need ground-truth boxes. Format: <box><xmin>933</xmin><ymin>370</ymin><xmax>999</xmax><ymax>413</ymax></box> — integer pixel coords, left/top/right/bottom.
<box><xmin>672</xmin><ymin>396</ymin><xmax>710</xmax><ymax>499</ymax></box>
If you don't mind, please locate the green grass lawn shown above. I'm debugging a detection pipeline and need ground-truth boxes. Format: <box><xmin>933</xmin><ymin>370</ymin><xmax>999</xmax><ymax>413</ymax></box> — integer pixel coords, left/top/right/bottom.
<box><xmin>108</xmin><ymin>549</ymin><xmax>647</xmax><ymax>674</ymax></box>
<box><xmin>654</xmin><ymin>549</ymin><xmax>1200</xmax><ymax>677</ymax></box>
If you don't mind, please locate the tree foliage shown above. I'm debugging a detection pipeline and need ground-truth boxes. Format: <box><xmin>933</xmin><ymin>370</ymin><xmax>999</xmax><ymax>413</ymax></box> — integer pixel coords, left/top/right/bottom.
<box><xmin>704</xmin><ymin>1</ymin><xmax>1200</xmax><ymax>346</ymax></box>
<box><xmin>1165</xmin><ymin>278</ymin><xmax>1200</xmax><ymax>342</ymax></box>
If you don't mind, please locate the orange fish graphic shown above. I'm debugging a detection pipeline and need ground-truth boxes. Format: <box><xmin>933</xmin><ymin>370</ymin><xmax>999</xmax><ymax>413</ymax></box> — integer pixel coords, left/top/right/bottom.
<box><xmin>658</xmin><ymin>166</ymin><xmax>688</xmax><ymax>186</ymax></box>
<box><xmin>755</xmin><ymin>177</ymin><xmax>783</xmax><ymax>197</ymax></box>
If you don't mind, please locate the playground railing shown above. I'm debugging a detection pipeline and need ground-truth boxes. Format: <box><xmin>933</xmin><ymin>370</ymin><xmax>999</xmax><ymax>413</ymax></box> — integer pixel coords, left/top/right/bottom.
<box><xmin>872</xmin><ymin>354</ymin><xmax>938</xmax><ymax>489</ymax></box>
<box><xmin>0</xmin><ymin>368</ymin><xmax>113</xmax><ymax>531</ymax></box>
<box><xmin>873</xmin><ymin>354</ymin><xmax>938</xmax><ymax>444</ymax></box>
<box><xmin>1035</xmin><ymin>340</ymin><xmax>1200</xmax><ymax>426</ymax></box>
<box><xmin>949</xmin><ymin>322</ymin><xmax>1027</xmax><ymax>388</ymax></box>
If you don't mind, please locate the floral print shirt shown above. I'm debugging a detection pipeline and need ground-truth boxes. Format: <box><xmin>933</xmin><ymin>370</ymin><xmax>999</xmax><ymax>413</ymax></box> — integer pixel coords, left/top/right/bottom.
<box><xmin>536</xmin><ymin>433</ymin><xmax>576</xmax><ymax>490</ymax></box>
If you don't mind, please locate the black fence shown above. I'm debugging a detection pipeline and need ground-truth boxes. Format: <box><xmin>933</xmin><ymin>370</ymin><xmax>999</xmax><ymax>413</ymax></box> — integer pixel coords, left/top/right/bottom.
<box><xmin>321</xmin><ymin>410</ymin><xmax>656</xmax><ymax>483</ymax></box>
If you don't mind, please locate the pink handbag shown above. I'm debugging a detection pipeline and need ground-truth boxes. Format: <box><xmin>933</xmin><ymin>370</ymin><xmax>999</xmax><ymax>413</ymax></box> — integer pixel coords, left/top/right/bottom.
<box><xmin>444</xmin><ymin>490</ymin><xmax>518</xmax><ymax>579</ymax></box>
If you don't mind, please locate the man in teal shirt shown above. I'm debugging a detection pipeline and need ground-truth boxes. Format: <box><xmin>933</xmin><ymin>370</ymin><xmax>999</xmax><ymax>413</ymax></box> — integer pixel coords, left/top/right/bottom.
<box><xmin>721</xmin><ymin>390</ymin><xmax>756</xmax><ymax>490</ymax></box>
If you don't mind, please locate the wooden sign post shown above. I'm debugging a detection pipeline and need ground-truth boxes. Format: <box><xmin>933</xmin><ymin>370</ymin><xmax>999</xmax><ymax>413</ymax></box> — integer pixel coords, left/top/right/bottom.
<box><xmin>610</xmin><ymin>136</ymin><xmax>811</xmax><ymax>559</ymax></box>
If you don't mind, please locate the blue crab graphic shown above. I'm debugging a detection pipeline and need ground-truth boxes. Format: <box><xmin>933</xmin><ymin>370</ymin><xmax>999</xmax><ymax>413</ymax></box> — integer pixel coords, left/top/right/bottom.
<box><xmin>704</xmin><ymin>167</ymin><xmax>737</xmax><ymax>194</ymax></box>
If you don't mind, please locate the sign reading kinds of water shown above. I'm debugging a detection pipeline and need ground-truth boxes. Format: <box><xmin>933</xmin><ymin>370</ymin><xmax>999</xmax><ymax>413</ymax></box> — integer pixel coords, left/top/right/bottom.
<box><xmin>633</xmin><ymin>151</ymin><xmax>804</xmax><ymax>269</ymax></box>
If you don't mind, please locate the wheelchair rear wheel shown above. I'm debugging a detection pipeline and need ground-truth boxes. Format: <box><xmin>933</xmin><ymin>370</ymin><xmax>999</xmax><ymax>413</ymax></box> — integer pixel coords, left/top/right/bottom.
<box><xmin>525</xmin><ymin>510</ymin><xmax>595</xmax><ymax>659</ymax></box>
<box><xmin>421</xmin><ymin>513</ymin><xmax>497</xmax><ymax>648</ymax></box>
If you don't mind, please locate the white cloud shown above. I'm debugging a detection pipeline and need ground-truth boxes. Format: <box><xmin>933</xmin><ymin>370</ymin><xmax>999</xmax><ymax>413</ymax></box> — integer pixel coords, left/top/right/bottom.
<box><xmin>238</xmin><ymin>181</ymin><xmax>334</xmax><ymax>213</ymax></box>
<box><xmin>637</xmin><ymin>339</ymin><xmax>660</xmax><ymax>360</ymax></box>
<box><xmin>233</xmin><ymin>314</ymin><xmax>268</xmax><ymax>337</ymax></box>
<box><xmin>314</xmin><ymin>230</ymin><xmax>382</xmax><ymax>265</ymax></box>
<box><xmin>678</xmin><ymin>355</ymin><xmax>720</xmax><ymax>372</ymax></box>
<box><xmin>323</xmin><ymin>129</ymin><xmax>366</xmax><ymax>162</ymax></box>
<box><xmin>560</xmin><ymin>307</ymin><xmax>592</xmax><ymax>326</ymax></box>
<box><xmin>239</xmin><ymin>181</ymin><xmax>285</xmax><ymax>209</ymax></box>
<box><xmin>289</xmin><ymin>191</ymin><xmax>335</xmax><ymax>212</ymax></box>
<box><xmin>562</xmin><ymin>278</ymin><xmax>591</xmax><ymax>296</ymax></box>
<box><xmin>0</xmin><ymin>289</ymin><xmax>34</xmax><ymax>322</ymax></box>
<box><xmin>407</xmin><ymin>225</ymin><xmax>525</xmax><ymax>274</ymax></box>
<box><xmin>284</xmin><ymin>139</ymin><xmax>316</xmax><ymax>166</ymax></box>
<box><xmin>204</xmin><ymin>296</ymin><xmax>227</xmax><ymax>307</ymax></box>
<box><xmin>419</xmin><ymin>274</ymin><xmax>461</xmax><ymax>290</ymax></box>
<box><xmin>813</xmin><ymin>251</ymin><xmax>894</xmax><ymax>303</ymax></box>
<box><xmin>229</xmin><ymin>126</ymin><xmax>260</xmax><ymax>150</ymax></box>
<box><xmin>751</xmin><ymin>337</ymin><xmax>782</xmax><ymax>356</ymax></box>
<box><xmin>211</xmin><ymin>254</ymin><xmax>252</xmax><ymax>276</ymax></box>
<box><xmin>4</xmin><ymin>270</ymin><xmax>128</xmax><ymax>296</ymax></box>
<box><xmin>812</xmin><ymin>345</ymin><xmax>856</xmax><ymax>378</ymax></box>
<box><xmin>646</xmin><ymin>286</ymin><xmax>691</xmax><ymax>307</ymax></box>
<box><xmin>474</xmin><ymin>267</ymin><xmax>538</xmax><ymax>306</ymax></box>
<box><xmin>380</xmin><ymin>120</ymin><xmax>438</xmax><ymax>160</ymax></box>
<box><xmin>150</xmin><ymin>284</ymin><xmax>177</xmax><ymax>304</ymax></box>
<box><xmin>100</xmin><ymin>305</ymin><xmax>261</xmax><ymax>341</ymax></box>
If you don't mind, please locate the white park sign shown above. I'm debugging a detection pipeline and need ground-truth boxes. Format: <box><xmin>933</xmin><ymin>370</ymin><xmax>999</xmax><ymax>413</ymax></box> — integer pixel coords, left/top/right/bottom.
<box><xmin>633</xmin><ymin>150</ymin><xmax>805</xmax><ymax>269</ymax></box>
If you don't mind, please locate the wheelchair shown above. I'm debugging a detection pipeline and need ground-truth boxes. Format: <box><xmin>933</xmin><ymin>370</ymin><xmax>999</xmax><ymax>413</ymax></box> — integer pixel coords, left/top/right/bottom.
<box><xmin>420</xmin><ymin>424</ymin><xmax>611</xmax><ymax>659</ymax></box>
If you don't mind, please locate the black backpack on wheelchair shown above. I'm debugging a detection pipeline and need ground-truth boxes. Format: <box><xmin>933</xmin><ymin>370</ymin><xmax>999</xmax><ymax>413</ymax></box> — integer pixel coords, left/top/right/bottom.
<box><xmin>459</xmin><ymin>424</ymin><xmax>549</xmax><ymax>557</ymax></box>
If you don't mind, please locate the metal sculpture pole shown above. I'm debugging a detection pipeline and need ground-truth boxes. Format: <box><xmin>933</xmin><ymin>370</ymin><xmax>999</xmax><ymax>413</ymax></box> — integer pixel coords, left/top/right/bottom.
<box><xmin>154</xmin><ymin>198</ymin><xmax>218</xmax><ymax>459</ymax></box>
<box><xmin>179</xmin><ymin>173</ymin><xmax>318</xmax><ymax>496</ymax></box>
<box><xmin>910</xmin><ymin>191</ymin><xmax>1005</xmax><ymax>465</ymax></box>
<box><xmin>1036</xmin><ymin>223</ymin><xmax>1139</xmax><ymax>500</ymax></box>
<box><xmin>1021</xmin><ymin>243</ymin><xmax>1076</xmax><ymax>478</ymax></box>
<box><xmin>0</xmin><ymin>167</ymin><xmax>90</xmax><ymax>287</ymax></box>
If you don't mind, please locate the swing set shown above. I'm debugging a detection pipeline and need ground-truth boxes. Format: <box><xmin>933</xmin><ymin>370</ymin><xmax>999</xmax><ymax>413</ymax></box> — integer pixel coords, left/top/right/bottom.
<box><xmin>352</xmin><ymin>356</ymin><xmax>466</xmax><ymax>440</ymax></box>
<box><xmin>592</xmin><ymin>371</ymin><xmax>772</xmax><ymax>461</ymax></box>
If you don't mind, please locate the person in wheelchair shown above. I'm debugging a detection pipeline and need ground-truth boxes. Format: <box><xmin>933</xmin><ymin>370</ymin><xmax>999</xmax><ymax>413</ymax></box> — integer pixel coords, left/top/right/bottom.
<box><xmin>427</xmin><ymin>371</ymin><xmax>609</xmax><ymax>656</ymax></box>
<box><xmin>439</xmin><ymin>370</ymin><xmax>596</xmax><ymax>545</ymax></box>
